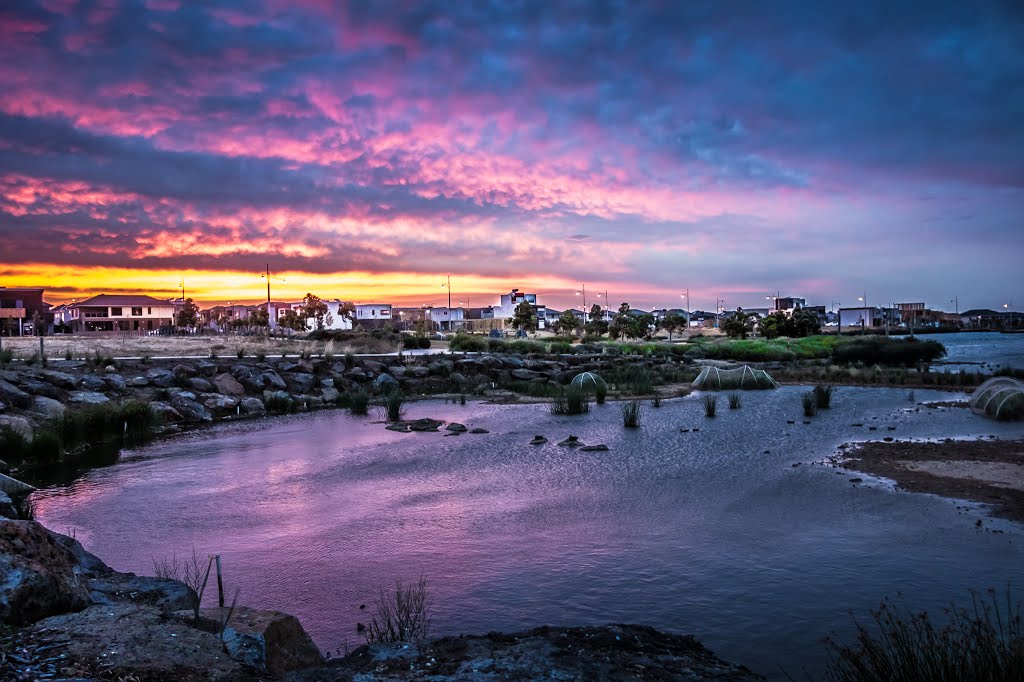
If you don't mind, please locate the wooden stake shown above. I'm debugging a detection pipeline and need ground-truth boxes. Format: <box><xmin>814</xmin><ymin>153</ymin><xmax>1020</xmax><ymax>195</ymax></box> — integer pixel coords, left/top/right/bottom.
<box><xmin>215</xmin><ymin>554</ymin><xmax>224</xmax><ymax>608</ymax></box>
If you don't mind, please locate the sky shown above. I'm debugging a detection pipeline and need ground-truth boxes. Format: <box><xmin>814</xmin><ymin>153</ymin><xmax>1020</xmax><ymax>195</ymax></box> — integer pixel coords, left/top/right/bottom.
<box><xmin>1</xmin><ymin>0</ymin><xmax>1022</xmax><ymax>313</ymax></box>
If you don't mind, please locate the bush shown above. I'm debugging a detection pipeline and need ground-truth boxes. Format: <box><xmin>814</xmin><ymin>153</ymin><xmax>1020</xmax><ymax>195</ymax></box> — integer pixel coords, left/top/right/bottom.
<box><xmin>802</xmin><ymin>392</ymin><xmax>818</xmax><ymax>417</ymax></box>
<box><xmin>380</xmin><ymin>391</ymin><xmax>405</xmax><ymax>422</ymax></box>
<box><xmin>548</xmin><ymin>341</ymin><xmax>573</xmax><ymax>354</ymax></box>
<box><xmin>702</xmin><ymin>394</ymin><xmax>717</xmax><ymax>417</ymax></box>
<box><xmin>0</xmin><ymin>427</ymin><xmax>28</xmax><ymax>462</ymax></box>
<box><xmin>401</xmin><ymin>336</ymin><xmax>419</xmax><ymax>350</ymax></box>
<box><xmin>364</xmin><ymin>576</ymin><xmax>432</xmax><ymax>644</ymax></box>
<box><xmin>832</xmin><ymin>337</ymin><xmax>946</xmax><ymax>366</ymax></box>
<box><xmin>263</xmin><ymin>393</ymin><xmax>294</xmax><ymax>414</ymax></box>
<box><xmin>551</xmin><ymin>387</ymin><xmax>589</xmax><ymax>415</ymax></box>
<box><xmin>824</xmin><ymin>588</ymin><xmax>1024</xmax><ymax>682</ymax></box>
<box><xmin>0</xmin><ymin>347</ymin><xmax>13</xmax><ymax>365</ymax></box>
<box><xmin>449</xmin><ymin>333</ymin><xmax>488</xmax><ymax>352</ymax></box>
<box><xmin>622</xmin><ymin>400</ymin><xmax>642</xmax><ymax>427</ymax></box>
<box><xmin>417</xmin><ymin>337</ymin><xmax>431</xmax><ymax>349</ymax></box>
<box><xmin>349</xmin><ymin>391</ymin><xmax>370</xmax><ymax>416</ymax></box>
<box><xmin>814</xmin><ymin>384</ymin><xmax>834</xmax><ymax>409</ymax></box>
<box><xmin>596</xmin><ymin>381</ymin><xmax>607</xmax><ymax>404</ymax></box>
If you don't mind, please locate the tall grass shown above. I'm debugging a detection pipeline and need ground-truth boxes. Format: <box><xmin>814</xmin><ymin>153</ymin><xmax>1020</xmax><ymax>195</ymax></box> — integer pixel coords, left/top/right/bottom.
<box><xmin>622</xmin><ymin>400</ymin><xmax>642</xmax><ymax>427</ymax></box>
<box><xmin>802</xmin><ymin>391</ymin><xmax>818</xmax><ymax>417</ymax></box>
<box><xmin>814</xmin><ymin>383</ymin><xmax>835</xmax><ymax>409</ymax></box>
<box><xmin>349</xmin><ymin>391</ymin><xmax>370</xmax><ymax>416</ymax></box>
<box><xmin>824</xmin><ymin>588</ymin><xmax>1023</xmax><ymax>682</ymax></box>
<box><xmin>152</xmin><ymin>547</ymin><xmax>214</xmax><ymax>627</ymax></box>
<box><xmin>728</xmin><ymin>393</ymin><xmax>741</xmax><ymax>409</ymax></box>
<box><xmin>551</xmin><ymin>387</ymin><xmax>589</xmax><ymax>415</ymax></box>
<box><xmin>596</xmin><ymin>381</ymin><xmax>607</xmax><ymax>404</ymax></box>
<box><xmin>381</xmin><ymin>391</ymin><xmax>405</xmax><ymax>422</ymax></box>
<box><xmin>702</xmin><ymin>394</ymin><xmax>717</xmax><ymax>417</ymax></box>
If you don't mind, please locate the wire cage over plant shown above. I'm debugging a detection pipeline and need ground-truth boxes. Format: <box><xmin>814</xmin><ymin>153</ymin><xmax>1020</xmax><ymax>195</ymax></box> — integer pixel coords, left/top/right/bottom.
<box><xmin>970</xmin><ymin>377</ymin><xmax>1024</xmax><ymax>421</ymax></box>
<box><xmin>691</xmin><ymin>365</ymin><xmax>779</xmax><ymax>391</ymax></box>
<box><xmin>570</xmin><ymin>371</ymin><xmax>607</xmax><ymax>394</ymax></box>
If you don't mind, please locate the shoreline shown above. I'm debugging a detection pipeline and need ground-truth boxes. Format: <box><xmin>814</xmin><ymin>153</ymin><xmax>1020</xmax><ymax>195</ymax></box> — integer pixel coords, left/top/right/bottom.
<box><xmin>834</xmin><ymin>438</ymin><xmax>1024</xmax><ymax>523</ymax></box>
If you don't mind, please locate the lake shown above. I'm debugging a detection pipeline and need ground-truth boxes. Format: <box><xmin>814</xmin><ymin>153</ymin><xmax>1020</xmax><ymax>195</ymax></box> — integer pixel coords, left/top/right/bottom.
<box><xmin>33</xmin><ymin>386</ymin><xmax>1024</xmax><ymax>679</ymax></box>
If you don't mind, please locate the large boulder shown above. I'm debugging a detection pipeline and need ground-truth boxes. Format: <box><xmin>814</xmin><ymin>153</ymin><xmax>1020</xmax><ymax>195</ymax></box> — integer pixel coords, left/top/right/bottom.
<box><xmin>169</xmin><ymin>395</ymin><xmax>213</xmax><ymax>423</ymax></box>
<box><xmin>127</xmin><ymin>375</ymin><xmax>149</xmax><ymax>387</ymax></box>
<box><xmin>0</xmin><ymin>415</ymin><xmax>34</xmax><ymax>442</ymax></box>
<box><xmin>18</xmin><ymin>378</ymin><xmax>66</xmax><ymax>401</ymax></box>
<box><xmin>230</xmin><ymin>365</ymin><xmax>265</xmax><ymax>391</ymax></box>
<box><xmin>261</xmin><ymin>370</ymin><xmax>288</xmax><ymax>391</ymax></box>
<box><xmin>88</xmin><ymin>572</ymin><xmax>196</xmax><ymax>612</ymax></box>
<box><xmin>104</xmin><ymin>374</ymin><xmax>127</xmax><ymax>392</ymax></box>
<box><xmin>204</xmin><ymin>395</ymin><xmax>240</xmax><ymax>415</ymax></box>
<box><xmin>511</xmin><ymin>368</ymin><xmax>544</xmax><ymax>381</ymax></box>
<box><xmin>188</xmin><ymin>376</ymin><xmax>215</xmax><ymax>393</ymax></box>
<box><xmin>0</xmin><ymin>379</ymin><xmax>31</xmax><ymax>409</ymax></box>
<box><xmin>239</xmin><ymin>397</ymin><xmax>266</xmax><ymax>415</ymax></box>
<box><xmin>149</xmin><ymin>401</ymin><xmax>183</xmax><ymax>424</ymax></box>
<box><xmin>320</xmin><ymin>387</ymin><xmax>339</xmax><ymax>403</ymax></box>
<box><xmin>193</xmin><ymin>360</ymin><xmax>218</xmax><ymax>377</ymax></box>
<box><xmin>285</xmin><ymin>372</ymin><xmax>315</xmax><ymax>394</ymax></box>
<box><xmin>201</xmin><ymin>607</ymin><xmax>323</xmax><ymax>675</ymax></box>
<box><xmin>79</xmin><ymin>375</ymin><xmax>107</xmax><ymax>392</ymax></box>
<box><xmin>38</xmin><ymin>369</ymin><xmax>77</xmax><ymax>390</ymax></box>
<box><xmin>68</xmin><ymin>391</ymin><xmax>110</xmax><ymax>405</ymax></box>
<box><xmin>213</xmin><ymin>372</ymin><xmax>245</xmax><ymax>396</ymax></box>
<box><xmin>29</xmin><ymin>603</ymin><xmax>244</xmax><ymax>680</ymax></box>
<box><xmin>145</xmin><ymin>368</ymin><xmax>176</xmax><ymax>388</ymax></box>
<box><xmin>172</xmin><ymin>363</ymin><xmax>197</xmax><ymax>380</ymax></box>
<box><xmin>30</xmin><ymin>396</ymin><xmax>65</xmax><ymax>419</ymax></box>
<box><xmin>373</xmin><ymin>373</ymin><xmax>400</xmax><ymax>393</ymax></box>
<box><xmin>0</xmin><ymin>520</ymin><xmax>91</xmax><ymax>625</ymax></box>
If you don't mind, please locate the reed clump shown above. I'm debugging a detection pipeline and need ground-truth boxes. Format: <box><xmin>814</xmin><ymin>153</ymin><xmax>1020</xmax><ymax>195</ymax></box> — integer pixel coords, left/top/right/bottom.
<box><xmin>622</xmin><ymin>400</ymin><xmax>642</xmax><ymax>428</ymax></box>
<box><xmin>702</xmin><ymin>394</ymin><xmax>717</xmax><ymax>417</ymax></box>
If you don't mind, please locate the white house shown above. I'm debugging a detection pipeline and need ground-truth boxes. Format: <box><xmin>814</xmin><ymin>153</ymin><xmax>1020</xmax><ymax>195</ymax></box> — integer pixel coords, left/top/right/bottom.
<box><xmin>355</xmin><ymin>303</ymin><xmax>392</xmax><ymax>328</ymax></box>
<box><xmin>68</xmin><ymin>294</ymin><xmax>178</xmax><ymax>332</ymax></box>
<box><xmin>429</xmin><ymin>306</ymin><xmax>465</xmax><ymax>331</ymax></box>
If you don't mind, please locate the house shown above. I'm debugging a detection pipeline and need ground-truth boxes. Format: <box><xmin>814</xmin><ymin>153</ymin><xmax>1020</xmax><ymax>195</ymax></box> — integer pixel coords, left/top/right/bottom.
<box><xmin>202</xmin><ymin>304</ymin><xmax>253</xmax><ymax>330</ymax></box>
<box><xmin>838</xmin><ymin>306</ymin><xmax>901</xmax><ymax>330</ymax></box>
<box><xmin>0</xmin><ymin>287</ymin><xmax>49</xmax><ymax>336</ymax></box>
<box><xmin>67</xmin><ymin>294</ymin><xmax>177</xmax><ymax>332</ymax></box>
<box><xmin>486</xmin><ymin>290</ymin><xmax>548</xmax><ymax>330</ymax></box>
<box><xmin>428</xmin><ymin>306</ymin><xmax>465</xmax><ymax>331</ymax></box>
<box><xmin>354</xmin><ymin>303</ymin><xmax>392</xmax><ymax>329</ymax></box>
<box><xmin>773</xmin><ymin>297</ymin><xmax>806</xmax><ymax>315</ymax></box>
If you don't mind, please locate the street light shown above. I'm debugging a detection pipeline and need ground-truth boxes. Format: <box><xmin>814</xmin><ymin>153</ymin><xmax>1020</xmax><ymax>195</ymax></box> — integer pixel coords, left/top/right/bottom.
<box><xmin>441</xmin><ymin>275</ymin><xmax>451</xmax><ymax>330</ymax></box>
<box><xmin>680</xmin><ymin>289</ymin><xmax>690</xmax><ymax>330</ymax></box>
<box><xmin>575</xmin><ymin>285</ymin><xmax>587</xmax><ymax>318</ymax></box>
<box><xmin>715</xmin><ymin>297</ymin><xmax>725</xmax><ymax>328</ymax></box>
<box><xmin>858</xmin><ymin>293</ymin><xmax>868</xmax><ymax>334</ymax></box>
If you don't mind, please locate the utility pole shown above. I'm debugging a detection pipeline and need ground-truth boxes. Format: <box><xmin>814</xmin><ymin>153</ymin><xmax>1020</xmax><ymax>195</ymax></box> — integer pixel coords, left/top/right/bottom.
<box><xmin>576</xmin><ymin>284</ymin><xmax>586</xmax><ymax>321</ymax></box>
<box><xmin>681</xmin><ymin>289</ymin><xmax>690</xmax><ymax>331</ymax></box>
<box><xmin>441</xmin><ymin>275</ymin><xmax>451</xmax><ymax>330</ymax></box>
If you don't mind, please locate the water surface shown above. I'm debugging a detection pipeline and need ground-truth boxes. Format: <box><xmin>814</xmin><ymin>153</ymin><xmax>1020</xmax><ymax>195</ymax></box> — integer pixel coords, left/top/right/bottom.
<box><xmin>34</xmin><ymin>387</ymin><xmax>1024</xmax><ymax>679</ymax></box>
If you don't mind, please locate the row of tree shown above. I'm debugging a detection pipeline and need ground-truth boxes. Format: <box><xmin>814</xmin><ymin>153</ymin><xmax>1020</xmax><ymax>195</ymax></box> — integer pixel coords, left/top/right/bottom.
<box><xmin>174</xmin><ymin>294</ymin><xmax>356</xmax><ymax>332</ymax></box>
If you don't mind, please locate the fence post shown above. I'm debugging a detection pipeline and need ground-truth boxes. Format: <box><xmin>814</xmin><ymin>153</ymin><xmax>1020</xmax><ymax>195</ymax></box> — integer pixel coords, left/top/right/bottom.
<box><xmin>215</xmin><ymin>554</ymin><xmax>224</xmax><ymax>607</ymax></box>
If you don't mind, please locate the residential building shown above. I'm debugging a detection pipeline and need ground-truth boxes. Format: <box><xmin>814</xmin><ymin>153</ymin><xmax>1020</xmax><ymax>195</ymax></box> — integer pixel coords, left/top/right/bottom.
<box><xmin>773</xmin><ymin>297</ymin><xmax>806</xmax><ymax>314</ymax></box>
<box><xmin>354</xmin><ymin>303</ymin><xmax>393</xmax><ymax>329</ymax></box>
<box><xmin>429</xmin><ymin>306</ymin><xmax>465</xmax><ymax>331</ymax></box>
<box><xmin>0</xmin><ymin>287</ymin><xmax>48</xmax><ymax>335</ymax></box>
<box><xmin>68</xmin><ymin>294</ymin><xmax>177</xmax><ymax>332</ymax></box>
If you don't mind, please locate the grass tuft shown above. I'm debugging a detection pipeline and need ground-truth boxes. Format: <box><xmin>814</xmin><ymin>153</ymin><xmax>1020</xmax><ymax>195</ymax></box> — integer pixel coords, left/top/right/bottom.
<box><xmin>802</xmin><ymin>391</ymin><xmax>818</xmax><ymax>417</ymax></box>
<box><xmin>364</xmin><ymin>576</ymin><xmax>432</xmax><ymax>644</ymax></box>
<box><xmin>702</xmin><ymin>394</ymin><xmax>717</xmax><ymax>417</ymax></box>
<box><xmin>814</xmin><ymin>383</ymin><xmax>835</xmax><ymax>409</ymax></box>
<box><xmin>622</xmin><ymin>400</ymin><xmax>642</xmax><ymax>427</ymax></box>
<box><xmin>728</xmin><ymin>393</ymin><xmax>741</xmax><ymax>409</ymax></box>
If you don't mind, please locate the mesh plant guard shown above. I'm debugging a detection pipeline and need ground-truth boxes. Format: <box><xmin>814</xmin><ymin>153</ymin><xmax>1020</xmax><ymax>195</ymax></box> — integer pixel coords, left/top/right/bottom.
<box><xmin>970</xmin><ymin>377</ymin><xmax>1024</xmax><ymax>421</ymax></box>
<box><xmin>570</xmin><ymin>371</ymin><xmax>607</xmax><ymax>393</ymax></box>
<box><xmin>692</xmin><ymin>365</ymin><xmax>779</xmax><ymax>390</ymax></box>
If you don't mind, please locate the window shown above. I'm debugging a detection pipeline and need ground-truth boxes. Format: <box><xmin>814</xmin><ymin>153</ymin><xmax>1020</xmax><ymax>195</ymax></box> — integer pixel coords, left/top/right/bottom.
<box><xmin>147</xmin><ymin>307</ymin><xmax>152</xmax><ymax>314</ymax></box>
<box><xmin>111</xmin><ymin>307</ymin><xmax>123</xmax><ymax>316</ymax></box>
<box><xmin>131</xmin><ymin>307</ymin><xmax>142</xmax><ymax>316</ymax></box>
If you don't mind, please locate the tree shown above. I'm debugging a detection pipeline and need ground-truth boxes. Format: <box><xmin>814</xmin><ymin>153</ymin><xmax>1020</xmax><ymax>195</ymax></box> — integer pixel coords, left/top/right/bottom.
<box><xmin>721</xmin><ymin>308</ymin><xmax>754</xmax><ymax>339</ymax></box>
<box><xmin>337</xmin><ymin>302</ymin><xmax>356</xmax><ymax>327</ymax></box>
<box><xmin>250</xmin><ymin>307</ymin><xmax>269</xmax><ymax>328</ymax></box>
<box><xmin>759</xmin><ymin>310</ymin><xmax>821</xmax><ymax>339</ymax></box>
<box><xmin>512</xmin><ymin>300</ymin><xmax>538</xmax><ymax>332</ymax></box>
<box><xmin>609</xmin><ymin>303</ymin><xmax>631</xmax><ymax>340</ymax></box>
<box><xmin>629</xmin><ymin>313</ymin><xmax>655</xmax><ymax>340</ymax></box>
<box><xmin>660</xmin><ymin>313</ymin><xmax>686</xmax><ymax>341</ymax></box>
<box><xmin>301</xmin><ymin>293</ymin><xmax>330</xmax><ymax>331</ymax></box>
<box><xmin>279</xmin><ymin>309</ymin><xmax>306</xmax><ymax>332</ymax></box>
<box><xmin>791</xmin><ymin>309</ymin><xmax>822</xmax><ymax>337</ymax></box>
<box><xmin>759</xmin><ymin>311</ymin><xmax>787</xmax><ymax>339</ymax></box>
<box><xmin>176</xmin><ymin>298</ymin><xmax>200</xmax><ymax>329</ymax></box>
<box><xmin>553</xmin><ymin>309</ymin><xmax>580</xmax><ymax>336</ymax></box>
<box><xmin>584</xmin><ymin>304</ymin><xmax>608</xmax><ymax>337</ymax></box>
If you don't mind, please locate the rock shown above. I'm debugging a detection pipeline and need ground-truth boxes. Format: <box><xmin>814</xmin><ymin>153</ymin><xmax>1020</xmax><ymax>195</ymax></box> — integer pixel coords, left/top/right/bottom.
<box><xmin>188</xmin><ymin>376</ymin><xmax>215</xmax><ymax>393</ymax></box>
<box><xmin>363</xmin><ymin>360</ymin><xmax>386</xmax><ymax>375</ymax></box>
<box><xmin>68</xmin><ymin>391</ymin><xmax>110</xmax><ymax>405</ymax></box>
<box><xmin>79</xmin><ymin>375</ymin><xmax>107</xmax><ymax>391</ymax></box>
<box><xmin>580</xmin><ymin>444</ymin><xmax>609</xmax><ymax>452</ymax></box>
<box><xmin>38</xmin><ymin>369</ymin><xmax>77</xmax><ymax>389</ymax></box>
<box><xmin>213</xmin><ymin>372</ymin><xmax>245</xmax><ymax>396</ymax></box>
<box><xmin>149</xmin><ymin>401</ymin><xmax>183</xmax><ymax>423</ymax></box>
<box><xmin>0</xmin><ymin>379</ymin><xmax>31</xmax><ymax>409</ymax></box>
<box><xmin>0</xmin><ymin>491</ymin><xmax>16</xmax><ymax>519</ymax></box>
<box><xmin>373</xmin><ymin>373</ymin><xmax>400</xmax><ymax>392</ymax></box>
<box><xmin>344</xmin><ymin>368</ymin><xmax>368</xmax><ymax>382</ymax></box>
<box><xmin>30</xmin><ymin>395</ymin><xmax>65</xmax><ymax>419</ymax></box>
<box><xmin>0</xmin><ymin>459</ymin><xmax>8</xmax><ymax>474</ymax></box>
<box><xmin>446</xmin><ymin>422</ymin><xmax>468</xmax><ymax>433</ymax></box>
<box><xmin>407</xmin><ymin>417</ymin><xmax>443</xmax><ymax>432</ymax></box>
<box><xmin>230</xmin><ymin>365</ymin><xmax>265</xmax><ymax>391</ymax></box>
<box><xmin>240</xmin><ymin>397</ymin><xmax>266</xmax><ymax>415</ymax></box>
<box><xmin>47</xmin><ymin>530</ymin><xmax>110</xmax><ymax>575</ymax></box>
<box><xmin>145</xmin><ymin>368</ymin><xmax>176</xmax><ymax>388</ymax></box>
<box><xmin>169</xmin><ymin>395</ymin><xmax>213</xmax><ymax>423</ymax></box>
<box><xmin>388</xmin><ymin>365</ymin><xmax>407</xmax><ymax>378</ymax></box>
<box><xmin>18</xmin><ymin>378</ymin><xmax>66</xmax><ymax>401</ymax></box>
<box><xmin>319</xmin><ymin>377</ymin><xmax>335</xmax><ymax>389</ymax></box>
<box><xmin>127</xmin><ymin>375</ymin><xmax>149</xmax><ymax>387</ymax></box>
<box><xmin>408</xmin><ymin>365</ymin><xmax>430</xmax><ymax>378</ymax></box>
<box><xmin>104</xmin><ymin>374</ymin><xmax>127</xmax><ymax>391</ymax></box>
<box><xmin>89</xmin><ymin>572</ymin><xmax>196</xmax><ymax>611</ymax></box>
<box><xmin>449</xmin><ymin>371</ymin><xmax>467</xmax><ymax>385</ymax></box>
<box><xmin>286</xmin><ymin>372</ymin><xmax>316</xmax><ymax>394</ymax></box>
<box><xmin>558</xmin><ymin>435</ymin><xmax>582</xmax><ymax>447</ymax></box>
<box><xmin>0</xmin><ymin>520</ymin><xmax>91</xmax><ymax>625</ymax></box>
<box><xmin>29</xmin><ymin>603</ymin><xmax>244</xmax><ymax>679</ymax></box>
<box><xmin>193</xmin><ymin>360</ymin><xmax>218</xmax><ymax>377</ymax></box>
<box><xmin>201</xmin><ymin>607</ymin><xmax>323</xmax><ymax>675</ymax></box>
<box><xmin>0</xmin><ymin>415</ymin><xmax>34</xmax><ymax>442</ymax></box>
<box><xmin>320</xmin><ymin>387</ymin><xmax>339</xmax><ymax>403</ymax></box>
<box><xmin>850</xmin><ymin>477</ymin><xmax>864</xmax><ymax>483</ymax></box>
<box><xmin>262</xmin><ymin>369</ymin><xmax>288</xmax><ymax>391</ymax></box>
<box><xmin>511</xmin><ymin>368</ymin><xmax>543</xmax><ymax>380</ymax></box>
<box><xmin>386</xmin><ymin>423</ymin><xmax>412</xmax><ymax>432</ymax></box>
<box><xmin>529</xmin><ymin>435</ymin><xmax>548</xmax><ymax>445</ymax></box>
<box><xmin>204</xmin><ymin>395</ymin><xmax>240</xmax><ymax>415</ymax></box>
<box><xmin>172</xmin><ymin>363</ymin><xmax>197</xmax><ymax>380</ymax></box>
<box><xmin>469</xmin><ymin>428</ymin><xmax>490</xmax><ymax>434</ymax></box>
<box><xmin>427</xmin><ymin>360</ymin><xmax>453</xmax><ymax>376</ymax></box>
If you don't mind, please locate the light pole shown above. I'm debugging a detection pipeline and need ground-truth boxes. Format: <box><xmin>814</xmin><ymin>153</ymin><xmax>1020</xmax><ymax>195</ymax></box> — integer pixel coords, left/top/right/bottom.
<box><xmin>441</xmin><ymin>275</ymin><xmax>451</xmax><ymax>330</ymax></box>
<box><xmin>715</xmin><ymin>298</ymin><xmax>725</xmax><ymax>328</ymax></box>
<box><xmin>575</xmin><ymin>284</ymin><xmax>587</xmax><ymax>320</ymax></box>
<box><xmin>858</xmin><ymin>293</ymin><xmax>868</xmax><ymax>335</ymax></box>
<box><xmin>261</xmin><ymin>265</ymin><xmax>284</xmax><ymax>332</ymax></box>
<box><xmin>680</xmin><ymin>289</ymin><xmax>689</xmax><ymax>331</ymax></box>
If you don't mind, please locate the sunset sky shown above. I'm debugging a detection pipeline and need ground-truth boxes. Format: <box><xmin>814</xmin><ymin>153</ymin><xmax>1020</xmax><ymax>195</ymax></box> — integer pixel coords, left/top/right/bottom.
<box><xmin>1</xmin><ymin>1</ymin><xmax>1022</xmax><ymax>312</ymax></box>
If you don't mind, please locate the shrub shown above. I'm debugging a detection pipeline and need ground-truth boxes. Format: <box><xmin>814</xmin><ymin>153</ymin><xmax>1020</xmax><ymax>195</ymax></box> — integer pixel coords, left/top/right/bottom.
<box><xmin>401</xmin><ymin>336</ymin><xmax>419</xmax><ymax>350</ymax></box>
<box><xmin>236</xmin><ymin>347</ymin><xmax>245</xmax><ymax>359</ymax></box>
<box><xmin>64</xmin><ymin>348</ymin><xmax>73</xmax><ymax>361</ymax></box>
<box><xmin>548</xmin><ymin>341</ymin><xmax>573</xmax><ymax>354</ymax></box>
<box><xmin>449</xmin><ymin>332</ymin><xmax>488</xmax><ymax>352</ymax></box>
<box><xmin>0</xmin><ymin>347</ymin><xmax>13</xmax><ymax>365</ymax></box>
<box><xmin>551</xmin><ymin>387</ymin><xmax>589</xmax><ymax>415</ymax></box>
<box><xmin>418</xmin><ymin>337</ymin><xmax>431</xmax><ymax>349</ymax></box>
<box><xmin>256</xmin><ymin>351</ymin><xmax>266</xmax><ymax>362</ymax></box>
<box><xmin>380</xmin><ymin>391</ymin><xmax>405</xmax><ymax>422</ymax></box>
<box><xmin>263</xmin><ymin>393</ymin><xmax>294</xmax><ymax>414</ymax></box>
<box><xmin>349</xmin><ymin>391</ymin><xmax>370</xmax><ymax>415</ymax></box>
<box><xmin>728</xmin><ymin>393</ymin><xmax>741</xmax><ymax>409</ymax></box>
<box><xmin>824</xmin><ymin>588</ymin><xmax>1024</xmax><ymax>682</ymax></box>
<box><xmin>702</xmin><ymin>394</ymin><xmax>717</xmax><ymax>417</ymax></box>
<box><xmin>596</xmin><ymin>381</ymin><xmax>607</xmax><ymax>404</ymax></box>
<box><xmin>802</xmin><ymin>392</ymin><xmax>818</xmax><ymax>417</ymax></box>
<box><xmin>344</xmin><ymin>351</ymin><xmax>355</xmax><ymax>369</ymax></box>
<box><xmin>814</xmin><ymin>384</ymin><xmax>834</xmax><ymax>409</ymax></box>
<box><xmin>651</xmin><ymin>394</ymin><xmax>662</xmax><ymax>408</ymax></box>
<box><xmin>364</xmin><ymin>576</ymin><xmax>432</xmax><ymax>644</ymax></box>
<box><xmin>832</xmin><ymin>337</ymin><xmax>946</xmax><ymax>366</ymax></box>
<box><xmin>622</xmin><ymin>400</ymin><xmax>642</xmax><ymax>427</ymax></box>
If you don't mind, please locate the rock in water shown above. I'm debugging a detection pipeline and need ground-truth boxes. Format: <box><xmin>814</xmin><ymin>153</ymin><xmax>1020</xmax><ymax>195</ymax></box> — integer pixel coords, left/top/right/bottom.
<box><xmin>0</xmin><ymin>520</ymin><xmax>91</xmax><ymax>625</ymax></box>
<box><xmin>529</xmin><ymin>435</ymin><xmax>547</xmax><ymax>445</ymax></box>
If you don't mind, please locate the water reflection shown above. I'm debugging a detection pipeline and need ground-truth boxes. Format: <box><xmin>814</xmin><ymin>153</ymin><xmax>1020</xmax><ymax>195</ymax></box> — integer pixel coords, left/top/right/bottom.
<box><xmin>33</xmin><ymin>388</ymin><xmax>1024</xmax><ymax>680</ymax></box>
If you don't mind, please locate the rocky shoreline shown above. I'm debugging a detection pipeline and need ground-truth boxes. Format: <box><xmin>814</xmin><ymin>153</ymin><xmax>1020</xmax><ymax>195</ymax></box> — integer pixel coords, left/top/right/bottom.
<box><xmin>0</xmin><ymin>518</ymin><xmax>762</xmax><ymax>680</ymax></box>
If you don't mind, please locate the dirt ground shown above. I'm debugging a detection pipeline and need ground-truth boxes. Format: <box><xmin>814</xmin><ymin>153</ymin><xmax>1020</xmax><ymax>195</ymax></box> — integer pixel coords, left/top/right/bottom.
<box><xmin>839</xmin><ymin>439</ymin><xmax>1024</xmax><ymax>522</ymax></box>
